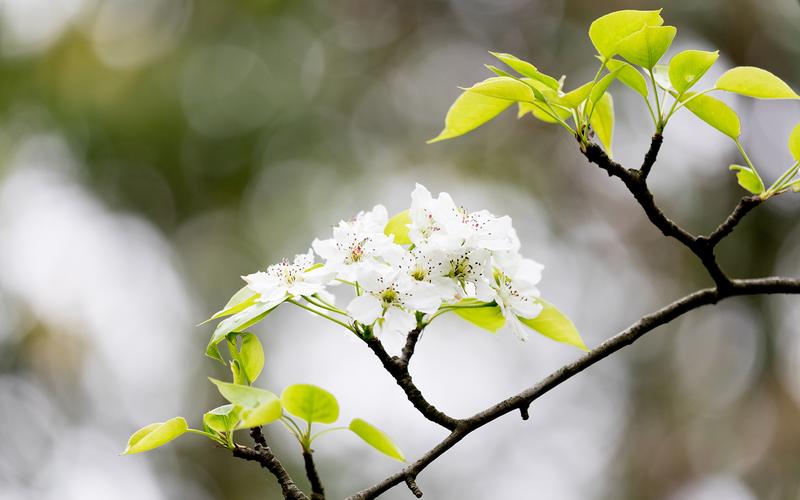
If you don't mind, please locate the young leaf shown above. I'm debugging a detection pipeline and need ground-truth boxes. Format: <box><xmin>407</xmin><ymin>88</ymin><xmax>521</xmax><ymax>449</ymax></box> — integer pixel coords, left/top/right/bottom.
<box><xmin>518</xmin><ymin>102</ymin><xmax>571</xmax><ymax>124</ymax></box>
<box><xmin>209</xmin><ymin>379</ymin><xmax>283</xmax><ymax>427</ymax></box>
<box><xmin>239</xmin><ymin>333</ymin><xmax>264</xmax><ymax>383</ymax></box>
<box><xmin>716</xmin><ymin>66</ymin><xmax>800</xmax><ymax>99</ymax></box>
<box><xmin>384</xmin><ymin>210</ymin><xmax>412</xmax><ymax>245</ymax></box>
<box><xmin>489</xmin><ymin>52</ymin><xmax>538</xmax><ymax>79</ymax></box>
<box><xmin>485</xmin><ymin>64</ymin><xmax>515</xmax><ymax>78</ymax></box>
<box><xmin>206</xmin><ymin>301</ymin><xmax>278</xmax><ymax>362</ymax></box>
<box><xmin>349</xmin><ymin>418</ymin><xmax>405</xmax><ymax>462</ymax></box>
<box><xmin>589</xmin><ymin>10</ymin><xmax>664</xmax><ymax>58</ymax></box>
<box><xmin>200</xmin><ymin>286</ymin><xmax>257</xmax><ymax>325</ymax></box>
<box><xmin>604</xmin><ymin>58</ymin><xmax>648</xmax><ymax>97</ymax></box>
<box><xmin>729</xmin><ymin>164</ymin><xmax>765</xmax><ymax>194</ymax></box>
<box><xmin>281</xmin><ymin>384</ymin><xmax>339</xmax><ymax>424</ymax></box>
<box><xmin>788</xmin><ymin>122</ymin><xmax>800</xmax><ymax>161</ymax></box>
<box><xmin>616</xmin><ymin>25</ymin><xmax>677</xmax><ymax>70</ymax></box>
<box><xmin>589</xmin><ymin>67</ymin><xmax>622</xmax><ymax>104</ymax></box>
<box><xmin>588</xmin><ymin>93</ymin><xmax>615</xmax><ymax>157</ymax></box>
<box><xmin>203</xmin><ymin>404</ymin><xmax>241</xmax><ymax>434</ymax></box>
<box><xmin>518</xmin><ymin>299</ymin><xmax>587</xmax><ymax>351</ymax></box>
<box><xmin>452</xmin><ymin>298</ymin><xmax>506</xmax><ymax>332</ymax></box>
<box><xmin>675</xmin><ymin>91</ymin><xmax>741</xmax><ymax>139</ymax></box>
<box><xmin>428</xmin><ymin>89</ymin><xmax>513</xmax><ymax>143</ymax></box>
<box><xmin>462</xmin><ymin>76</ymin><xmax>537</xmax><ymax>102</ymax></box>
<box><xmin>123</xmin><ymin>417</ymin><xmax>188</xmax><ymax>455</ymax></box>
<box><xmin>668</xmin><ymin>49</ymin><xmax>719</xmax><ymax>94</ymax></box>
<box><xmin>559</xmin><ymin>81</ymin><xmax>594</xmax><ymax>108</ymax></box>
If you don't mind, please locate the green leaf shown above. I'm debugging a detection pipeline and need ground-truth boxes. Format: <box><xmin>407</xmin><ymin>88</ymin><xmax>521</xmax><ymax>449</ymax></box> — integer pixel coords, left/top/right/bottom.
<box><xmin>589</xmin><ymin>9</ymin><xmax>664</xmax><ymax>58</ymax></box>
<box><xmin>462</xmin><ymin>76</ymin><xmax>537</xmax><ymax>102</ymax></box>
<box><xmin>675</xmin><ymin>91</ymin><xmax>741</xmax><ymax>139</ymax></box>
<box><xmin>349</xmin><ymin>418</ymin><xmax>405</xmax><ymax>462</ymax></box>
<box><xmin>281</xmin><ymin>384</ymin><xmax>339</xmax><ymax>424</ymax></box>
<box><xmin>518</xmin><ymin>101</ymin><xmax>570</xmax><ymax>124</ymax></box>
<box><xmin>452</xmin><ymin>298</ymin><xmax>505</xmax><ymax>332</ymax></box>
<box><xmin>123</xmin><ymin>417</ymin><xmax>188</xmax><ymax>455</ymax></box>
<box><xmin>200</xmin><ymin>286</ymin><xmax>257</xmax><ymax>325</ymax></box>
<box><xmin>428</xmin><ymin>88</ymin><xmax>513</xmax><ymax>143</ymax></box>
<box><xmin>209</xmin><ymin>379</ymin><xmax>282</xmax><ymax>428</ymax></box>
<box><xmin>239</xmin><ymin>333</ymin><xmax>265</xmax><ymax>383</ymax></box>
<box><xmin>616</xmin><ymin>25</ymin><xmax>677</xmax><ymax>69</ymax></box>
<box><xmin>203</xmin><ymin>404</ymin><xmax>241</xmax><ymax>434</ymax></box>
<box><xmin>668</xmin><ymin>49</ymin><xmax>719</xmax><ymax>94</ymax></box>
<box><xmin>489</xmin><ymin>52</ymin><xmax>538</xmax><ymax>79</ymax></box>
<box><xmin>489</xmin><ymin>52</ymin><xmax>561</xmax><ymax>90</ymax></box>
<box><xmin>729</xmin><ymin>164</ymin><xmax>765</xmax><ymax>194</ymax></box>
<box><xmin>716</xmin><ymin>66</ymin><xmax>800</xmax><ymax>99</ymax></box>
<box><xmin>558</xmin><ymin>81</ymin><xmax>594</xmax><ymax>108</ymax></box>
<box><xmin>588</xmin><ymin>93</ymin><xmax>615</xmax><ymax>157</ymax></box>
<box><xmin>604</xmin><ymin>58</ymin><xmax>648</xmax><ymax>97</ymax></box>
<box><xmin>384</xmin><ymin>210</ymin><xmax>412</xmax><ymax>245</ymax></box>
<box><xmin>519</xmin><ymin>299</ymin><xmax>587</xmax><ymax>351</ymax></box>
<box><xmin>589</xmin><ymin>67</ymin><xmax>622</xmax><ymax>104</ymax></box>
<box><xmin>789</xmin><ymin>123</ymin><xmax>800</xmax><ymax>161</ymax></box>
<box><xmin>206</xmin><ymin>301</ymin><xmax>278</xmax><ymax>362</ymax></box>
<box><xmin>485</xmin><ymin>64</ymin><xmax>515</xmax><ymax>78</ymax></box>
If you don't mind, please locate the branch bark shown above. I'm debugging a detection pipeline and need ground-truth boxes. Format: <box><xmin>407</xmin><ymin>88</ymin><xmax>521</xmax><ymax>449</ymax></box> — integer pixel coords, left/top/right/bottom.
<box><xmin>302</xmin><ymin>450</ymin><xmax>325</xmax><ymax>500</ymax></box>
<box><xmin>363</xmin><ymin>333</ymin><xmax>460</xmax><ymax>431</ymax></box>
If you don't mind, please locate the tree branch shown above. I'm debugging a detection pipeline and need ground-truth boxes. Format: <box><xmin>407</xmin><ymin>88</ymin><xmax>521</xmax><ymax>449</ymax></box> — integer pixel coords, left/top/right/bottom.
<box><xmin>363</xmin><ymin>334</ymin><xmax>460</xmax><ymax>431</ymax></box>
<box><xmin>233</xmin><ymin>442</ymin><xmax>308</xmax><ymax>500</ymax></box>
<box><xmin>346</xmin><ymin>277</ymin><xmax>800</xmax><ymax>499</ymax></box>
<box><xmin>302</xmin><ymin>450</ymin><xmax>325</xmax><ymax>500</ymax></box>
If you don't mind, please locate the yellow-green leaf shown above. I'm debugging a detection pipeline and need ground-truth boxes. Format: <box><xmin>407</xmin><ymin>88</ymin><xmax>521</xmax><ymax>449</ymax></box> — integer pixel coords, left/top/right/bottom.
<box><xmin>729</xmin><ymin>164</ymin><xmax>765</xmax><ymax>194</ymax></box>
<box><xmin>239</xmin><ymin>333</ymin><xmax>264</xmax><ymax>383</ymax></box>
<box><xmin>384</xmin><ymin>210</ymin><xmax>412</xmax><ymax>245</ymax></box>
<box><xmin>428</xmin><ymin>88</ymin><xmax>513</xmax><ymax>143</ymax></box>
<box><xmin>519</xmin><ymin>299</ymin><xmax>586</xmax><ymax>351</ymax></box>
<box><xmin>349</xmin><ymin>418</ymin><xmax>405</xmax><ymax>462</ymax></box>
<box><xmin>589</xmin><ymin>9</ymin><xmax>664</xmax><ymax>58</ymax></box>
<box><xmin>203</xmin><ymin>404</ymin><xmax>241</xmax><ymax>434</ymax></box>
<box><xmin>676</xmin><ymin>91</ymin><xmax>741</xmax><ymax>139</ymax></box>
<box><xmin>789</xmin><ymin>123</ymin><xmax>800</xmax><ymax>161</ymax></box>
<box><xmin>518</xmin><ymin>101</ymin><xmax>571</xmax><ymax>124</ymax></box>
<box><xmin>604</xmin><ymin>58</ymin><xmax>648</xmax><ymax>97</ymax></box>
<box><xmin>589</xmin><ymin>67</ymin><xmax>622</xmax><ymax>103</ymax></box>
<box><xmin>206</xmin><ymin>301</ymin><xmax>278</xmax><ymax>362</ymax></box>
<box><xmin>489</xmin><ymin>52</ymin><xmax>538</xmax><ymax>79</ymax></box>
<box><xmin>616</xmin><ymin>25</ymin><xmax>677</xmax><ymax>69</ymax></box>
<box><xmin>200</xmin><ymin>286</ymin><xmax>257</xmax><ymax>325</ymax></box>
<box><xmin>452</xmin><ymin>298</ymin><xmax>506</xmax><ymax>332</ymax></box>
<box><xmin>716</xmin><ymin>66</ymin><xmax>800</xmax><ymax>99</ymax></box>
<box><xmin>123</xmin><ymin>417</ymin><xmax>188</xmax><ymax>455</ymax></box>
<box><xmin>668</xmin><ymin>49</ymin><xmax>719</xmax><ymax>94</ymax></box>
<box><xmin>462</xmin><ymin>76</ymin><xmax>536</xmax><ymax>102</ymax></box>
<box><xmin>558</xmin><ymin>81</ymin><xmax>594</xmax><ymax>108</ymax></box>
<box><xmin>281</xmin><ymin>384</ymin><xmax>339</xmax><ymax>424</ymax></box>
<box><xmin>589</xmin><ymin>93</ymin><xmax>615</xmax><ymax>157</ymax></box>
<box><xmin>209</xmin><ymin>379</ymin><xmax>282</xmax><ymax>428</ymax></box>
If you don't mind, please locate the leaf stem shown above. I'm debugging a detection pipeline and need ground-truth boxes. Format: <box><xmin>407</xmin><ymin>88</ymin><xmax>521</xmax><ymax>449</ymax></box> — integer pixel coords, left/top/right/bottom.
<box><xmin>734</xmin><ymin>139</ymin><xmax>765</xmax><ymax>188</ymax></box>
<box><xmin>287</xmin><ymin>299</ymin><xmax>356</xmax><ymax>333</ymax></box>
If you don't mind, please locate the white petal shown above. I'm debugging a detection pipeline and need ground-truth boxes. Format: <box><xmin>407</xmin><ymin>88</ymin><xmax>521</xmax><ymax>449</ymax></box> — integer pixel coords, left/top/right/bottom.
<box><xmin>382</xmin><ymin>306</ymin><xmax>416</xmax><ymax>336</ymax></box>
<box><xmin>506</xmin><ymin>314</ymin><xmax>530</xmax><ymax>341</ymax></box>
<box><xmin>346</xmin><ymin>294</ymin><xmax>382</xmax><ymax>324</ymax></box>
<box><xmin>402</xmin><ymin>282</ymin><xmax>442</xmax><ymax>314</ymax></box>
<box><xmin>312</xmin><ymin>238</ymin><xmax>339</xmax><ymax>261</ymax></box>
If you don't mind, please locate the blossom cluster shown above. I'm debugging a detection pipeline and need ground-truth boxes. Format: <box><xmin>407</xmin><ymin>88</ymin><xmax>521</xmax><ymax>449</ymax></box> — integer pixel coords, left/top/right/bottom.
<box><xmin>234</xmin><ymin>184</ymin><xmax>545</xmax><ymax>342</ymax></box>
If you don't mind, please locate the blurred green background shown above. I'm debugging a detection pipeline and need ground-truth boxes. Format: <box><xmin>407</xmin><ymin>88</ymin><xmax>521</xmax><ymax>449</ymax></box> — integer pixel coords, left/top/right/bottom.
<box><xmin>1</xmin><ymin>1</ymin><xmax>799</xmax><ymax>499</ymax></box>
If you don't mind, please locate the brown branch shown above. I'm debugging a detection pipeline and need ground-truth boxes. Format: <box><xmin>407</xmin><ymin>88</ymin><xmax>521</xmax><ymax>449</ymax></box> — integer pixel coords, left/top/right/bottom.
<box><xmin>363</xmin><ymin>335</ymin><xmax>460</xmax><ymax>431</ymax></box>
<box><xmin>302</xmin><ymin>450</ymin><xmax>325</xmax><ymax>500</ymax></box>
<box><xmin>639</xmin><ymin>132</ymin><xmax>663</xmax><ymax>178</ymax></box>
<box><xmin>233</xmin><ymin>443</ymin><xmax>308</xmax><ymax>500</ymax></box>
<box><xmin>346</xmin><ymin>277</ymin><xmax>800</xmax><ymax>500</ymax></box>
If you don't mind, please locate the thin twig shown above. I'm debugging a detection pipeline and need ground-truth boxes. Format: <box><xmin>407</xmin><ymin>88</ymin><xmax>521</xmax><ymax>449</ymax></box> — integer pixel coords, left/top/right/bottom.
<box><xmin>233</xmin><ymin>444</ymin><xmax>309</xmax><ymax>500</ymax></box>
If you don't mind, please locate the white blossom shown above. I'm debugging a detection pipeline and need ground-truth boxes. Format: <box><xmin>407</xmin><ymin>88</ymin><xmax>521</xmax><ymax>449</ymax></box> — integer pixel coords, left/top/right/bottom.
<box><xmin>242</xmin><ymin>249</ymin><xmax>334</xmax><ymax>305</ymax></box>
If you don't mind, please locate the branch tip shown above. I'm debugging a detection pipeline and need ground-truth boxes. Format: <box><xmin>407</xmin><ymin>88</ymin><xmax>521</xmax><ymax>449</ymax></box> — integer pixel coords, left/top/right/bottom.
<box><xmin>404</xmin><ymin>475</ymin><xmax>423</xmax><ymax>498</ymax></box>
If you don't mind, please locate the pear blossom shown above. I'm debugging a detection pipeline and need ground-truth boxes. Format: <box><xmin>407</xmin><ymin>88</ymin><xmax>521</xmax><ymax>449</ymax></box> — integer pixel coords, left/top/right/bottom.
<box><xmin>313</xmin><ymin>204</ymin><xmax>403</xmax><ymax>280</ymax></box>
<box><xmin>346</xmin><ymin>267</ymin><xmax>440</xmax><ymax>337</ymax></box>
<box><xmin>490</xmin><ymin>255</ymin><xmax>545</xmax><ymax>340</ymax></box>
<box><xmin>242</xmin><ymin>249</ymin><xmax>334</xmax><ymax>305</ymax></box>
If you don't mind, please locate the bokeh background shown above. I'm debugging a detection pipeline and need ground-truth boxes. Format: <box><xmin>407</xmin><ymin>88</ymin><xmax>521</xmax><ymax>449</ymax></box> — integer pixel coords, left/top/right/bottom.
<box><xmin>1</xmin><ymin>0</ymin><xmax>799</xmax><ymax>499</ymax></box>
